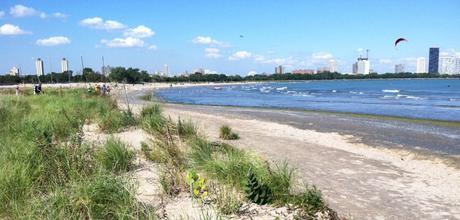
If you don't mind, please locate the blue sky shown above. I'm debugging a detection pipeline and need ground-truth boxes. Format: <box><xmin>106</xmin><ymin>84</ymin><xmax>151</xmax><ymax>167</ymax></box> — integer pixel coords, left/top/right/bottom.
<box><xmin>1</xmin><ymin>0</ymin><xmax>459</xmax><ymax>75</ymax></box>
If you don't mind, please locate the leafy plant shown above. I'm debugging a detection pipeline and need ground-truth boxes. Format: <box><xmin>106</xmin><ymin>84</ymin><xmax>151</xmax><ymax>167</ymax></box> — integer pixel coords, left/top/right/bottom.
<box><xmin>245</xmin><ymin>168</ymin><xmax>273</xmax><ymax>205</ymax></box>
<box><xmin>187</xmin><ymin>170</ymin><xmax>208</xmax><ymax>200</ymax></box>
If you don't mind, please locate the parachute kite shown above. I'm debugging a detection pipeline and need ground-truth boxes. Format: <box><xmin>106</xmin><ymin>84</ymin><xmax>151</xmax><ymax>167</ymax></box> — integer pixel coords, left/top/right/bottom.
<box><xmin>394</xmin><ymin>38</ymin><xmax>408</xmax><ymax>47</ymax></box>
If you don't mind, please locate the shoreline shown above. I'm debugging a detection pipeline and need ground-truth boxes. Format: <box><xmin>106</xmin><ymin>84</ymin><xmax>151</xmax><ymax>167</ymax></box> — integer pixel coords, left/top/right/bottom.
<box><xmin>125</xmin><ymin>89</ymin><xmax>460</xmax><ymax>219</ymax></box>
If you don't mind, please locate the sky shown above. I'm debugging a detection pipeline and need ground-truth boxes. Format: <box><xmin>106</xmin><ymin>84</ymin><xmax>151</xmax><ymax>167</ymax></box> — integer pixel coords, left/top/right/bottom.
<box><xmin>1</xmin><ymin>0</ymin><xmax>460</xmax><ymax>75</ymax></box>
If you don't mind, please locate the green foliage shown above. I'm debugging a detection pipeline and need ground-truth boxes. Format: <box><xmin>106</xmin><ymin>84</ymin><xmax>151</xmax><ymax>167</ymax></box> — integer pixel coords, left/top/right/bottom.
<box><xmin>245</xmin><ymin>168</ymin><xmax>273</xmax><ymax>205</ymax></box>
<box><xmin>98</xmin><ymin>138</ymin><xmax>134</xmax><ymax>173</ymax></box>
<box><xmin>177</xmin><ymin>117</ymin><xmax>197</xmax><ymax>138</ymax></box>
<box><xmin>141</xmin><ymin>104</ymin><xmax>162</xmax><ymax>118</ymax></box>
<box><xmin>99</xmin><ymin>109</ymin><xmax>138</xmax><ymax>133</ymax></box>
<box><xmin>109</xmin><ymin>67</ymin><xmax>151</xmax><ymax>83</ymax></box>
<box><xmin>268</xmin><ymin>161</ymin><xmax>295</xmax><ymax>198</ymax></box>
<box><xmin>159</xmin><ymin>165</ymin><xmax>184</xmax><ymax>196</ymax></box>
<box><xmin>27</xmin><ymin>173</ymin><xmax>154</xmax><ymax>219</ymax></box>
<box><xmin>211</xmin><ymin>184</ymin><xmax>242</xmax><ymax>215</ymax></box>
<box><xmin>290</xmin><ymin>186</ymin><xmax>327</xmax><ymax>218</ymax></box>
<box><xmin>187</xmin><ymin>170</ymin><xmax>208</xmax><ymax>200</ymax></box>
<box><xmin>0</xmin><ymin>89</ymin><xmax>150</xmax><ymax>219</ymax></box>
<box><xmin>219</xmin><ymin>125</ymin><xmax>239</xmax><ymax>140</ymax></box>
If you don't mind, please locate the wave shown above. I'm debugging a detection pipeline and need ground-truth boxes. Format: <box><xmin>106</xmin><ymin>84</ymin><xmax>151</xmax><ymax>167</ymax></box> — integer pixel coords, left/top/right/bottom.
<box><xmin>382</xmin><ymin>89</ymin><xmax>400</xmax><ymax>93</ymax></box>
<box><xmin>276</xmin><ymin>87</ymin><xmax>288</xmax><ymax>91</ymax></box>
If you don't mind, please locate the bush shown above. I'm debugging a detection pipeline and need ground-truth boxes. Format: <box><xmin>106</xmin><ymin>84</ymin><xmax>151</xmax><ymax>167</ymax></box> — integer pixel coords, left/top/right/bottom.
<box><xmin>219</xmin><ymin>125</ymin><xmax>239</xmax><ymax>140</ymax></box>
<box><xmin>98</xmin><ymin>138</ymin><xmax>134</xmax><ymax>173</ymax></box>
<box><xmin>245</xmin><ymin>168</ymin><xmax>273</xmax><ymax>205</ymax></box>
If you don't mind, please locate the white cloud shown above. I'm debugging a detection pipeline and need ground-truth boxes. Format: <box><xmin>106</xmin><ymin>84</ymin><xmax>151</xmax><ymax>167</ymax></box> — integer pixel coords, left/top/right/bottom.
<box><xmin>80</xmin><ymin>17</ymin><xmax>126</xmax><ymax>30</ymax></box>
<box><xmin>148</xmin><ymin>45</ymin><xmax>157</xmax><ymax>50</ymax></box>
<box><xmin>0</xmin><ymin>11</ymin><xmax>5</xmax><ymax>18</ymax></box>
<box><xmin>10</xmin><ymin>5</ymin><xmax>38</xmax><ymax>17</ymax></box>
<box><xmin>0</xmin><ymin>24</ymin><xmax>28</xmax><ymax>35</ymax></box>
<box><xmin>247</xmin><ymin>71</ymin><xmax>258</xmax><ymax>76</ymax></box>
<box><xmin>379</xmin><ymin>59</ymin><xmax>392</xmax><ymax>64</ymax></box>
<box><xmin>124</xmin><ymin>25</ymin><xmax>154</xmax><ymax>38</ymax></box>
<box><xmin>312</xmin><ymin>52</ymin><xmax>333</xmax><ymax>60</ymax></box>
<box><xmin>101</xmin><ymin>37</ymin><xmax>144</xmax><ymax>48</ymax></box>
<box><xmin>204</xmin><ymin>48</ymin><xmax>221</xmax><ymax>58</ymax></box>
<box><xmin>228</xmin><ymin>51</ymin><xmax>252</xmax><ymax>60</ymax></box>
<box><xmin>192</xmin><ymin>36</ymin><xmax>229</xmax><ymax>47</ymax></box>
<box><xmin>52</xmin><ymin>12</ymin><xmax>68</xmax><ymax>18</ymax></box>
<box><xmin>36</xmin><ymin>36</ymin><xmax>70</xmax><ymax>46</ymax></box>
<box><xmin>9</xmin><ymin>5</ymin><xmax>66</xmax><ymax>19</ymax></box>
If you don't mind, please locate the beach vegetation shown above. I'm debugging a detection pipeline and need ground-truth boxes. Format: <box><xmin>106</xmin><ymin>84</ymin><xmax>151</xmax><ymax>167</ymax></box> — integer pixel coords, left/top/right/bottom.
<box><xmin>219</xmin><ymin>125</ymin><xmax>239</xmax><ymax>140</ymax></box>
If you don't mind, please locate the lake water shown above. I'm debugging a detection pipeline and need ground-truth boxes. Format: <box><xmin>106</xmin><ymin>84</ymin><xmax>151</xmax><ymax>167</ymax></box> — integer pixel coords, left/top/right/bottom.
<box><xmin>156</xmin><ymin>79</ymin><xmax>460</xmax><ymax>122</ymax></box>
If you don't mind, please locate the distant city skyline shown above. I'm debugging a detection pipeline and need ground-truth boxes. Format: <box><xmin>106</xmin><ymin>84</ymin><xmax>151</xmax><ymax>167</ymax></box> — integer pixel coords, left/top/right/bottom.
<box><xmin>1</xmin><ymin>1</ymin><xmax>460</xmax><ymax>75</ymax></box>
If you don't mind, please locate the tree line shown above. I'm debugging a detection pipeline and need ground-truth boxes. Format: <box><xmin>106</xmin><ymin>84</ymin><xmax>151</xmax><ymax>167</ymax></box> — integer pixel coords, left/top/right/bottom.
<box><xmin>1</xmin><ymin>67</ymin><xmax>459</xmax><ymax>85</ymax></box>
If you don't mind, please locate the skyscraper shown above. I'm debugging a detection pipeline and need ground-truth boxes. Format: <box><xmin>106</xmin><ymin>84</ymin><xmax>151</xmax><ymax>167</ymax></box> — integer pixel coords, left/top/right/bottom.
<box><xmin>164</xmin><ymin>64</ymin><xmax>169</xmax><ymax>76</ymax></box>
<box><xmin>395</xmin><ymin>64</ymin><xmax>405</xmax><ymax>73</ymax></box>
<box><xmin>275</xmin><ymin>65</ymin><xmax>285</xmax><ymax>74</ymax></box>
<box><xmin>416</xmin><ymin>57</ymin><xmax>426</xmax><ymax>73</ymax></box>
<box><xmin>353</xmin><ymin>58</ymin><xmax>370</xmax><ymax>75</ymax></box>
<box><xmin>439</xmin><ymin>56</ymin><xmax>460</xmax><ymax>75</ymax></box>
<box><xmin>328</xmin><ymin>59</ymin><xmax>337</xmax><ymax>72</ymax></box>
<box><xmin>36</xmin><ymin>58</ymin><xmax>44</xmax><ymax>76</ymax></box>
<box><xmin>61</xmin><ymin>58</ymin><xmax>69</xmax><ymax>73</ymax></box>
<box><xmin>428</xmin><ymin>48</ymin><xmax>439</xmax><ymax>73</ymax></box>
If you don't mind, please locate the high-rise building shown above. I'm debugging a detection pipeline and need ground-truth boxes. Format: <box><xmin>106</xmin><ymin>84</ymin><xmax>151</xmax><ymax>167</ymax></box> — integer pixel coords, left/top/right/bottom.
<box><xmin>61</xmin><ymin>58</ymin><xmax>69</xmax><ymax>73</ymax></box>
<box><xmin>328</xmin><ymin>59</ymin><xmax>337</xmax><ymax>72</ymax></box>
<box><xmin>428</xmin><ymin>48</ymin><xmax>439</xmax><ymax>73</ymax></box>
<box><xmin>416</xmin><ymin>57</ymin><xmax>426</xmax><ymax>73</ymax></box>
<box><xmin>395</xmin><ymin>64</ymin><xmax>405</xmax><ymax>73</ymax></box>
<box><xmin>164</xmin><ymin>64</ymin><xmax>169</xmax><ymax>76</ymax></box>
<box><xmin>292</xmin><ymin>69</ymin><xmax>316</xmax><ymax>74</ymax></box>
<box><xmin>9</xmin><ymin>66</ymin><xmax>19</xmax><ymax>76</ymax></box>
<box><xmin>439</xmin><ymin>56</ymin><xmax>460</xmax><ymax>75</ymax></box>
<box><xmin>353</xmin><ymin>58</ymin><xmax>370</xmax><ymax>75</ymax></box>
<box><xmin>36</xmin><ymin>58</ymin><xmax>44</xmax><ymax>76</ymax></box>
<box><xmin>275</xmin><ymin>65</ymin><xmax>285</xmax><ymax>74</ymax></box>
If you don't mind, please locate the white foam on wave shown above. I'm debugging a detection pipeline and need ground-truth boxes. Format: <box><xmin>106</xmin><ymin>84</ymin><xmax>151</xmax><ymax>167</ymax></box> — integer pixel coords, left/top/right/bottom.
<box><xmin>382</xmin><ymin>89</ymin><xmax>400</xmax><ymax>93</ymax></box>
<box><xmin>276</xmin><ymin>87</ymin><xmax>288</xmax><ymax>91</ymax></box>
<box><xmin>332</xmin><ymin>90</ymin><xmax>337</xmax><ymax>93</ymax></box>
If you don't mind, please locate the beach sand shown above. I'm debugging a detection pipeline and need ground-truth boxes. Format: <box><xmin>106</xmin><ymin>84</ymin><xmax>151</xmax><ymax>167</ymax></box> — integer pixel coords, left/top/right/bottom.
<box><xmin>116</xmin><ymin>84</ymin><xmax>460</xmax><ymax>219</ymax></box>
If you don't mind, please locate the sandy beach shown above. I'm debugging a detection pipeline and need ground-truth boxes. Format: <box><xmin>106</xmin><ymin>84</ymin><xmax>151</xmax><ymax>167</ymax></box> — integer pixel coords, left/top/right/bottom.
<box><xmin>118</xmin><ymin>83</ymin><xmax>460</xmax><ymax>219</ymax></box>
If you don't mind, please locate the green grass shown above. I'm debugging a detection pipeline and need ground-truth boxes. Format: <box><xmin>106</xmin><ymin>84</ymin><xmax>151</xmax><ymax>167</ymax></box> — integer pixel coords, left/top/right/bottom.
<box><xmin>0</xmin><ymin>89</ymin><xmax>154</xmax><ymax>219</ymax></box>
<box><xmin>98</xmin><ymin>138</ymin><xmax>135</xmax><ymax>173</ymax></box>
<box><xmin>177</xmin><ymin>117</ymin><xmax>198</xmax><ymax>138</ymax></box>
<box><xmin>219</xmin><ymin>125</ymin><xmax>239</xmax><ymax>140</ymax></box>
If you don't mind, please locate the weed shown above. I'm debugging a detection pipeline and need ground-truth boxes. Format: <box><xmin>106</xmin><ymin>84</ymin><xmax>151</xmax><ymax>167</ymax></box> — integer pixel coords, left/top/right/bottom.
<box><xmin>177</xmin><ymin>117</ymin><xmax>197</xmax><ymax>138</ymax></box>
<box><xmin>219</xmin><ymin>125</ymin><xmax>239</xmax><ymax>140</ymax></box>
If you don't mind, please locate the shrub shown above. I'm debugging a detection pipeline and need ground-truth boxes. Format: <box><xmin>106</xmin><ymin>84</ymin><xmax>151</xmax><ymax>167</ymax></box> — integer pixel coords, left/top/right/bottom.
<box><xmin>290</xmin><ymin>185</ymin><xmax>326</xmax><ymax>218</ymax></box>
<box><xmin>98</xmin><ymin>138</ymin><xmax>134</xmax><ymax>173</ymax></box>
<box><xmin>245</xmin><ymin>168</ymin><xmax>273</xmax><ymax>205</ymax></box>
<box><xmin>159</xmin><ymin>165</ymin><xmax>184</xmax><ymax>196</ymax></box>
<box><xmin>219</xmin><ymin>125</ymin><xmax>239</xmax><ymax>140</ymax></box>
<box><xmin>269</xmin><ymin>161</ymin><xmax>295</xmax><ymax>198</ymax></box>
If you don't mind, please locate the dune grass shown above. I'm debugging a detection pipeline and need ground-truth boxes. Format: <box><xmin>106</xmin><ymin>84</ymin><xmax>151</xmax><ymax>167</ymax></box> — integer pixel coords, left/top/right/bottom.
<box><xmin>219</xmin><ymin>125</ymin><xmax>239</xmax><ymax>140</ymax></box>
<box><xmin>0</xmin><ymin>89</ymin><xmax>154</xmax><ymax>219</ymax></box>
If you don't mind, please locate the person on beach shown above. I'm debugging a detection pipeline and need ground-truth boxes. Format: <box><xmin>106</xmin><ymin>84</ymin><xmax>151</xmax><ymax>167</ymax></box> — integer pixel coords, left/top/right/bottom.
<box><xmin>37</xmin><ymin>84</ymin><xmax>42</xmax><ymax>95</ymax></box>
<box><xmin>15</xmin><ymin>85</ymin><xmax>20</xmax><ymax>96</ymax></box>
<box><xmin>102</xmin><ymin>84</ymin><xmax>107</xmax><ymax>96</ymax></box>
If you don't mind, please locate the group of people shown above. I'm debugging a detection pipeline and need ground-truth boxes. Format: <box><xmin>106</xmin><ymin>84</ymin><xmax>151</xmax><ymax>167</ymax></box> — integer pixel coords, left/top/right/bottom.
<box><xmin>88</xmin><ymin>83</ymin><xmax>111</xmax><ymax>96</ymax></box>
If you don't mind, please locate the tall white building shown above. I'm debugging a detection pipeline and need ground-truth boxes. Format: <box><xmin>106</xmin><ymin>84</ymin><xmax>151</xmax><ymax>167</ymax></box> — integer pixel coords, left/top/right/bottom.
<box><xmin>275</xmin><ymin>65</ymin><xmax>285</xmax><ymax>74</ymax></box>
<box><xmin>36</xmin><ymin>58</ymin><xmax>44</xmax><ymax>76</ymax></box>
<box><xmin>395</xmin><ymin>64</ymin><xmax>405</xmax><ymax>73</ymax></box>
<box><xmin>9</xmin><ymin>66</ymin><xmax>19</xmax><ymax>76</ymax></box>
<box><xmin>354</xmin><ymin>58</ymin><xmax>370</xmax><ymax>75</ymax></box>
<box><xmin>164</xmin><ymin>64</ymin><xmax>169</xmax><ymax>76</ymax></box>
<box><xmin>328</xmin><ymin>59</ymin><xmax>338</xmax><ymax>72</ymax></box>
<box><xmin>61</xmin><ymin>58</ymin><xmax>69</xmax><ymax>73</ymax></box>
<box><xmin>416</xmin><ymin>57</ymin><xmax>426</xmax><ymax>73</ymax></box>
<box><xmin>439</xmin><ymin>56</ymin><xmax>460</xmax><ymax>75</ymax></box>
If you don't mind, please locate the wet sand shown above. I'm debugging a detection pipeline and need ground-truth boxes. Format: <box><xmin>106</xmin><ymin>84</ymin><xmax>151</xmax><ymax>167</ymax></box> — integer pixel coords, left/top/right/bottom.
<box><xmin>123</xmin><ymin>87</ymin><xmax>460</xmax><ymax>219</ymax></box>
